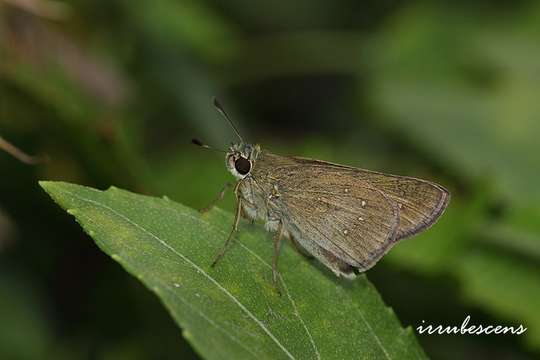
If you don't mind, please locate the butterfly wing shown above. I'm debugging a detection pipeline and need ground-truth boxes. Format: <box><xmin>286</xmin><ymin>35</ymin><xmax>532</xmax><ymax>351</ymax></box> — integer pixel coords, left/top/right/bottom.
<box><xmin>252</xmin><ymin>153</ymin><xmax>400</xmax><ymax>274</ymax></box>
<box><xmin>348</xmin><ymin>169</ymin><xmax>449</xmax><ymax>240</ymax></box>
<box><xmin>289</xmin><ymin>157</ymin><xmax>450</xmax><ymax>240</ymax></box>
<box><xmin>280</xmin><ymin>174</ymin><xmax>400</xmax><ymax>273</ymax></box>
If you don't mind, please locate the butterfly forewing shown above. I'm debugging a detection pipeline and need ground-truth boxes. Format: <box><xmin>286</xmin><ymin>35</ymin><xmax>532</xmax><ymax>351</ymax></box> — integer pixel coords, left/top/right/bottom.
<box><xmin>351</xmin><ymin>169</ymin><xmax>449</xmax><ymax>240</ymax></box>
<box><xmin>288</xmin><ymin>157</ymin><xmax>450</xmax><ymax>240</ymax></box>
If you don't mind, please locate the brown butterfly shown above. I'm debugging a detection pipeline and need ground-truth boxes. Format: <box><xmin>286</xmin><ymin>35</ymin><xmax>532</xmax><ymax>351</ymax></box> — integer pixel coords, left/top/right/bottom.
<box><xmin>196</xmin><ymin>99</ymin><xmax>449</xmax><ymax>285</ymax></box>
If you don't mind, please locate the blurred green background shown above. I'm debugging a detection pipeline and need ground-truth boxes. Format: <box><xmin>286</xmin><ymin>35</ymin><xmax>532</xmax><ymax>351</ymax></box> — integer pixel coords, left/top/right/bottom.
<box><xmin>1</xmin><ymin>0</ymin><xmax>539</xmax><ymax>359</ymax></box>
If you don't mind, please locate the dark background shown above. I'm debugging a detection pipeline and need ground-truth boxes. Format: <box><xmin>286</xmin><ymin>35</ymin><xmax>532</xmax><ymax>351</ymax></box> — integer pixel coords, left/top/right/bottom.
<box><xmin>1</xmin><ymin>1</ymin><xmax>539</xmax><ymax>359</ymax></box>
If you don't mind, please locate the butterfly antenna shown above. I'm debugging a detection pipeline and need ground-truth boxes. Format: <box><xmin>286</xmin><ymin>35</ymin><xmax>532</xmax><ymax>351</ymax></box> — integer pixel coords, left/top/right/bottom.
<box><xmin>213</xmin><ymin>97</ymin><xmax>244</xmax><ymax>143</ymax></box>
<box><xmin>191</xmin><ymin>138</ymin><xmax>227</xmax><ymax>153</ymax></box>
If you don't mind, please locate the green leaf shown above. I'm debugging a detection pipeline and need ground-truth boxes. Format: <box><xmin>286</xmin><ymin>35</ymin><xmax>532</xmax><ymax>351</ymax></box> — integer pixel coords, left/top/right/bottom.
<box><xmin>40</xmin><ymin>181</ymin><xmax>427</xmax><ymax>360</ymax></box>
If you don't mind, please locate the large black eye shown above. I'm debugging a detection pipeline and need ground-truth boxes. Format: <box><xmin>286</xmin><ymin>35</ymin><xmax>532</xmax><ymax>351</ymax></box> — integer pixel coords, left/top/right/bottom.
<box><xmin>234</xmin><ymin>157</ymin><xmax>251</xmax><ymax>175</ymax></box>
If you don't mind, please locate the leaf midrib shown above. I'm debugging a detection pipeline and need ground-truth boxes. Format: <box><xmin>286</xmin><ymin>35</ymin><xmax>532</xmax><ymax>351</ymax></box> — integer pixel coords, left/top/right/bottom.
<box><xmin>57</xmin><ymin>187</ymin><xmax>296</xmax><ymax>359</ymax></box>
<box><xmin>54</xmin><ymin>185</ymin><xmax>406</xmax><ymax>360</ymax></box>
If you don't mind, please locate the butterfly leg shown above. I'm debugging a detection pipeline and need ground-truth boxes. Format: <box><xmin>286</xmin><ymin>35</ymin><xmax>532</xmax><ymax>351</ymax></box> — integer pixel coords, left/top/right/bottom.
<box><xmin>211</xmin><ymin>187</ymin><xmax>242</xmax><ymax>267</ymax></box>
<box><xmin>272</xmin><ymin>220</ymin><xmax>284</xmax><ymax>294</ymax></box>
<box><xmin>199</xmin><ymin>182</ymin><xmax>234</xmax><ymax>213</ymax></box>
<box><xmin>249</xmin><ymin>180</ymin><xmax>257</xmax><ymax>224</ymax></box>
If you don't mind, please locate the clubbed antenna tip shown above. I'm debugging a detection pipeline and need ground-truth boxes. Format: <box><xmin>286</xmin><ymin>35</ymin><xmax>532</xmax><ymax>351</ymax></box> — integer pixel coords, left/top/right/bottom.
<box><xmin>192</xmin><ymin>138</ymin><xmax>204</xmax><ymax>147</ymax></box>
<box><xmin>212</xmin><ymin>97</ymin><xmax>244</xmax><ymax>143</ymax></box>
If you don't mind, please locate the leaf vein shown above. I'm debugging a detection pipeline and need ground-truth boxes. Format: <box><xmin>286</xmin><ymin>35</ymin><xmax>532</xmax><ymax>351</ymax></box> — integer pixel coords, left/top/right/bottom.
<box><xmin>234</xmin><ymin>241</ymin><xmax>321</xmax><ymax>360</ymax></box>
<box><xmin>158</xmin><ymin>280</ymin><xmax>261</xmax><ymax>359</ymax></box>
<box><xmin>59</xmin><ymin>189</ymin><xmax>296</xmax><ymax>360</ymax></box>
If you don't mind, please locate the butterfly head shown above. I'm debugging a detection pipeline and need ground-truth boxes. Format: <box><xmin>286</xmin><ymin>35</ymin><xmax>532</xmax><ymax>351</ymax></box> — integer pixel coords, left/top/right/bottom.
<box><xmin>226</xmin><ymin>142</ymin><xmax>261</xmax><ymax>179</ymax></box>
